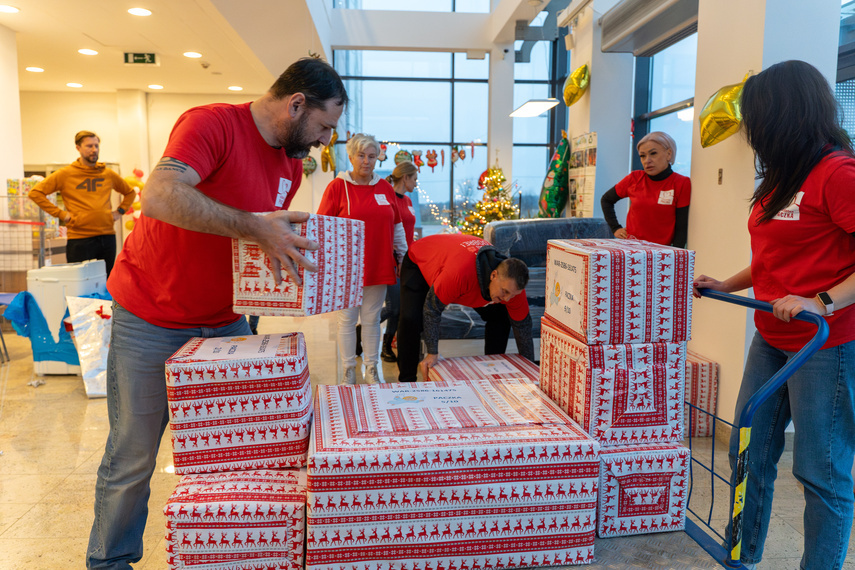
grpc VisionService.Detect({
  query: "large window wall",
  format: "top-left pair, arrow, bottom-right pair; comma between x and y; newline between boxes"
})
333,0 -> 489,13
513,38 -> 569,219
333,50 -> 489,233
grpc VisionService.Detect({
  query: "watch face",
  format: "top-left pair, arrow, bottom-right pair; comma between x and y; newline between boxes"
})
818,292 -> 833,306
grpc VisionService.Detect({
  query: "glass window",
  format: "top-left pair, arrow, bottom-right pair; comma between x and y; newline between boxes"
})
340,80 -> 451,142
335,50 -> 451,78
650,34 -> 698,109
513,146 -> 551,219
454,82 -> 488,143
513,83 -> 550,144
514,40 -> 551,80
649,107 -> 694,176
333,0 -> 488,12
453,52 -> 489,79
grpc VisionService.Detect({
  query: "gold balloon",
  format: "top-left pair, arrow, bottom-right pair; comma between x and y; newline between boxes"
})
563,64 -> 590,107
124,219 -> 135,231
698,76 -> 747,148
321,131 -> 338,172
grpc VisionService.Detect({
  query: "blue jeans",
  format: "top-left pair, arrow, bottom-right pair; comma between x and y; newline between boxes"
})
86,302 -> 251,569
727,332 -> 855,569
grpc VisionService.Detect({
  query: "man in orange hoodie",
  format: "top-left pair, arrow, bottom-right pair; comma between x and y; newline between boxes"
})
28,130 -> 135,276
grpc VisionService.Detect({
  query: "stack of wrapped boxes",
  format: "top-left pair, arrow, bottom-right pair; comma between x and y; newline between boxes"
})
426,353 -> 540,385
163,333 -> 313,569
539,238 -> 694,538
684,350 -> 720,437
306,380 -> 600,569
162,214 -> 367,569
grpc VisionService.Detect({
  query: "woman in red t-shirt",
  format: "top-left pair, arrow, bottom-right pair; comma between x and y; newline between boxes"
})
379,161 -> 418,362
317,134 -> 407,385
694,61 -> 855,570
600,131 -> 691,247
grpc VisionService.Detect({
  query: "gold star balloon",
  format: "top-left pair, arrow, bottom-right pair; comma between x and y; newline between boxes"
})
563,64 -> 590,107
321,131 -> 338,172
698,74 -> 750,148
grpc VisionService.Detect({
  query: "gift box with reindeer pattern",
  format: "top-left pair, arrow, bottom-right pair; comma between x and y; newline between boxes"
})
164,469 -> 306,569
306,379 -> 599,570
166,333 -> 312,474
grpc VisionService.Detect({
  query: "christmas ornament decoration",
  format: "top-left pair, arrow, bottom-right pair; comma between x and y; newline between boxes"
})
132,168 -> 144,179
451,146 -> 459,164
302,156 -> 317,178
698,74 -> 748,148
563,64 -> 590,107
425,150 -> 438,172
394,150 -> 413,165
459,148 -> 466,161
412,150 -> 424,171
537,131 -> 570,218
321,131 -> 338,172
470,141 -> 476,159
458,162 -> 519,237
441,149 -> 445,167
378,143 -> 388,164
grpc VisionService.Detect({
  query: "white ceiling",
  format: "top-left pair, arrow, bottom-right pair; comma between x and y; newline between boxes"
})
1,0 -> 321,95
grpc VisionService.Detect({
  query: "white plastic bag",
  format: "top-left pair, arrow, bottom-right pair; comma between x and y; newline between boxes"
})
65,296 -> 112,398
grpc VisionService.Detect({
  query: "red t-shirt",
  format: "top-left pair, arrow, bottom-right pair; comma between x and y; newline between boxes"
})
108,102 -> 302,328
317,175 -> 401,286
394,192 -> 417,246
750,152 -> 855,351
616,170 -> 691,245
408,233 -> 529,320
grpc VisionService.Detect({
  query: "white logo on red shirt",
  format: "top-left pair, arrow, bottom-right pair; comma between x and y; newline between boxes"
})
772,191 -> 804,221
275,178 -> 292,207
374,194 -> 390,206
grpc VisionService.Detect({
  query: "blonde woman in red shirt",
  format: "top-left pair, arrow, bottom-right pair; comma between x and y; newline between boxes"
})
318,134 -> 407,384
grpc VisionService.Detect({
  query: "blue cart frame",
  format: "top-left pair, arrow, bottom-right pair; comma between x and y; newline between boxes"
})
683,289 -> 829,568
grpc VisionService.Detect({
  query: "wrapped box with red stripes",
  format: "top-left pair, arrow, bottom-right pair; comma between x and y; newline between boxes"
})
540,317 -> 686,447
544,239 -> 694,345
307,379 -> 599,570
426,354 -> 539,385
597,443 -> 690,537
232,214 -> 364,316
685,350 -> 719,437
166,333 -> 312,474
164,469 -> 306,570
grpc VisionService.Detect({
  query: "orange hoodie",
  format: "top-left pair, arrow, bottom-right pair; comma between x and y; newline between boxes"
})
28,159 -> 135,239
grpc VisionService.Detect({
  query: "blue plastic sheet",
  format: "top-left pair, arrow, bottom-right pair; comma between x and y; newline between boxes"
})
4,291 -> 111,365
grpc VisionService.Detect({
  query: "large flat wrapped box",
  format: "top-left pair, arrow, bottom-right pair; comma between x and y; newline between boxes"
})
233,214 -> 364,316
166,333 -> 312,474
685,349 -> 720,437
540,317 -> 686,446
545,238 -> 694,345
164,469 -> 306,570
426,353 -> 539,385
597,443 -> 689,537
307,380 -> 600,569
483,217 -> 613,268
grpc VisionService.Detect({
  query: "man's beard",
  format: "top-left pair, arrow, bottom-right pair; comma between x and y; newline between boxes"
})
281,113 -> 313,159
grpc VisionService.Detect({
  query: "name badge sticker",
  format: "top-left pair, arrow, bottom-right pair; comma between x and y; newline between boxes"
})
275,178 -> 292,207
375,193 -> 390,206
408,206 -> 416,215
658,189 -> 675,205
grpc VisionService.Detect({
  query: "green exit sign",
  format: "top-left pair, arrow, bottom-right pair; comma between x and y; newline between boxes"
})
124,53 -> 158,65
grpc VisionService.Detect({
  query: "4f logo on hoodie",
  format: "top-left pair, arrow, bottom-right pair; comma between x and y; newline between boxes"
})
76,178 -> 105,192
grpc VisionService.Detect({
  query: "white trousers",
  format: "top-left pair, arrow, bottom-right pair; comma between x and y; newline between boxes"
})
338,284 -> 387,368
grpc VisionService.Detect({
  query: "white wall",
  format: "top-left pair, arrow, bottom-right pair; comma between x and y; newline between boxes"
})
0,23 -> 23,183
688,0 -> 841,423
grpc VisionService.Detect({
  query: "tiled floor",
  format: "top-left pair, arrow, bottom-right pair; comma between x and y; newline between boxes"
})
0,314 -> 853,569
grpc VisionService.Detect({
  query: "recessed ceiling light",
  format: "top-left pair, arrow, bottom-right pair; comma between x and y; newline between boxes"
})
67,82 -> 83,88
228,86 -> 243,91
25,66 -> 44,73
0,5 -> 19,13
183,51 -> 202,59
148,84 -> 163,90
128,7 -> 151,16
78,49 -> 98,56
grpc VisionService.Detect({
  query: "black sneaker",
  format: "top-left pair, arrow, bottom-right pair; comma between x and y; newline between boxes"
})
381,346 -> 397,363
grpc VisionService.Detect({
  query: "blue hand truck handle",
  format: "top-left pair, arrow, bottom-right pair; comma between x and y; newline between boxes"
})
697,289 -> 829,429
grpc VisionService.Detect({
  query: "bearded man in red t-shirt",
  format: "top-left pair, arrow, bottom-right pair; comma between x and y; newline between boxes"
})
397,233 -> 535,382
86,58 -> 347,570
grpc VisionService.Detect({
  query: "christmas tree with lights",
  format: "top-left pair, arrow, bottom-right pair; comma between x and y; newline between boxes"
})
458,162 -> 519,237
